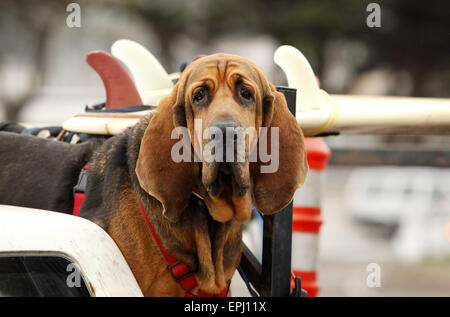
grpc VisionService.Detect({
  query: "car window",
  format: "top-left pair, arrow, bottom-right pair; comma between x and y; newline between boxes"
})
0,255 -> 91,297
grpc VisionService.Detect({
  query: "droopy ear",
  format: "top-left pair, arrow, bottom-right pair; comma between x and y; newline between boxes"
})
251,81 -> 308,215
135,79 -> 198,222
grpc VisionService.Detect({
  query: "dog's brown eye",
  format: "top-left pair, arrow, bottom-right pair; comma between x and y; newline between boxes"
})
193,87 -> 207,104
239,86 -> 253,101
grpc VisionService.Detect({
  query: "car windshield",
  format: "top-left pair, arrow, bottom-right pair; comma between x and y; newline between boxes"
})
0,255 -> 91,297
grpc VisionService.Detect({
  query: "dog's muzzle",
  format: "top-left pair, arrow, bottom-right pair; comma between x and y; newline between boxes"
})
202,121 -> 249,197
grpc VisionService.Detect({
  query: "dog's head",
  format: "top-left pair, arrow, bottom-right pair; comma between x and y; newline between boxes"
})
136,54 -> 308,223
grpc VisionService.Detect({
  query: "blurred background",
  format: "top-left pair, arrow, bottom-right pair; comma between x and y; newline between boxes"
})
1,0 -> 449,296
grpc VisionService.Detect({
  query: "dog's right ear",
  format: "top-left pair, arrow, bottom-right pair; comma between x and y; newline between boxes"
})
135,78 -> 198,223
251,80 -> 308,215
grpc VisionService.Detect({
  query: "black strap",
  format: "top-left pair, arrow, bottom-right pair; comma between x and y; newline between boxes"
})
290,276 -> 308,297
73,165 -> 89,197
85,104 -> 155,113
237,265 -> 260,297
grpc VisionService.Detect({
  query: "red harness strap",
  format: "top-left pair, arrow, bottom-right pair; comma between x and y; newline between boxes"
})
73,193 -> 84,216
73,165 -> 90,216
138,202 -> 230,297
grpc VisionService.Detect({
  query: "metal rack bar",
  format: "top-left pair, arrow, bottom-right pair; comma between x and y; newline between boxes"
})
239,86 -> 296,297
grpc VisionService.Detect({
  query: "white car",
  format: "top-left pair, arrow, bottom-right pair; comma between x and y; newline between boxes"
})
0,205 -> 143,297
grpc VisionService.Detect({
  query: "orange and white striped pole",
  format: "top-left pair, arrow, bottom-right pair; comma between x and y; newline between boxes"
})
291,137 -> 331,297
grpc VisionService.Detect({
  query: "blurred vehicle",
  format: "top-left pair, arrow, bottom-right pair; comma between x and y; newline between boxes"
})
344,166 -> 450,262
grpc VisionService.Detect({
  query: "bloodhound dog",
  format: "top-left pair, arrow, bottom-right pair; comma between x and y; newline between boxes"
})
0,53 -> 308,296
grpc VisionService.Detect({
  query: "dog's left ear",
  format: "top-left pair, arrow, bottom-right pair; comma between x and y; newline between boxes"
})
135,76 -> 198,223
251,79 -> 308,215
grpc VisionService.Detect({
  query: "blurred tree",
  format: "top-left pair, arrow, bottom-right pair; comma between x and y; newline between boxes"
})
0,0 -> 65,121
0,0 -> 448,122
119,0 -> 449,96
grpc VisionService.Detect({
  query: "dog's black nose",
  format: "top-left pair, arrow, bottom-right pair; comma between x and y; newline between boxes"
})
208,121 -> 242,163
212,121 -> 240,145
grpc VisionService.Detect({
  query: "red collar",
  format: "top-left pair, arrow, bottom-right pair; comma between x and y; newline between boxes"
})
138,202 -> 230,297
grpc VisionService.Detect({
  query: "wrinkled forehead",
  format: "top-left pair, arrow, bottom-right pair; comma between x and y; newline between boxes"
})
184,54 -> 262,88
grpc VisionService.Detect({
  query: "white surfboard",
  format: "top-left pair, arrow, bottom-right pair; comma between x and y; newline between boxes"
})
111,39 -> 173,105
274,45 -> 450,136
274,45 -> 322,112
